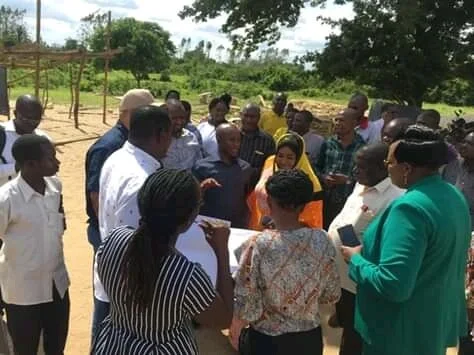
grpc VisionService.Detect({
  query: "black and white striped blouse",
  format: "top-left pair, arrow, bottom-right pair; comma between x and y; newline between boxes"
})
92,226 -> 216,354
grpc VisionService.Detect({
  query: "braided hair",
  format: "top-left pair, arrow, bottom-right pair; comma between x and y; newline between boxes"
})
266,169 -> 313,210
121,169 -> 200,309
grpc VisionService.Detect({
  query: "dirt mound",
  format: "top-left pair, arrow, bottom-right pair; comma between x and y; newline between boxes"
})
290,100 -> 344,121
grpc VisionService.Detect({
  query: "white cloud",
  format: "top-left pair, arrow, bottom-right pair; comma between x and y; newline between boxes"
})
8,0 -> 353,56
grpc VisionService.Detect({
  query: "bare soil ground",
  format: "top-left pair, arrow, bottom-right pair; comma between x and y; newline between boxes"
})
0,104 -> 457,354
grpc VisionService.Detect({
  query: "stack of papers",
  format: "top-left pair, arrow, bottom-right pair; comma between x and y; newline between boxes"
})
176,216 -> 259,285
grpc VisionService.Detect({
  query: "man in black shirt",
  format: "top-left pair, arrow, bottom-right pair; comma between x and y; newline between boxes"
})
193,123 -> 252,228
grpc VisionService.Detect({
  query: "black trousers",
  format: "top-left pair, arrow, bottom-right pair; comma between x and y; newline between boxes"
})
335,289 -> 363,355
239,326 -> 323,355
5,286 -> 70,355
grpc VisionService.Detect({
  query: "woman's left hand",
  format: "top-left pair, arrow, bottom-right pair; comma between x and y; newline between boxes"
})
341,245 -> 363,263
228,317 -> 248,351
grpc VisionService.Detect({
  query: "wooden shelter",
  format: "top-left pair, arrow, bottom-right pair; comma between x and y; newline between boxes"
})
0,8 -> 119,128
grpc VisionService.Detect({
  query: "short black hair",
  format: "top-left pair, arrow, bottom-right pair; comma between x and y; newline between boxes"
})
129,105 -> 171,141
266,169 -> 313,210
181,100 -> 192,113
394,125 -> 448,169
419,109 -> 441,127
165,90 -> 180,100
209,97 -> 226,111
220,93 -> 232,109
12,134 -> 51,166
381,102 -> 398,113
298,110 -> 314,123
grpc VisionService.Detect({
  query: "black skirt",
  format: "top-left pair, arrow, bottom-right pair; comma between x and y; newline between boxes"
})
239,326 -> 323,355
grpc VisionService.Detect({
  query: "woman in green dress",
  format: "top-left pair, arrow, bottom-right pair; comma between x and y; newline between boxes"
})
342,125 -> 471,355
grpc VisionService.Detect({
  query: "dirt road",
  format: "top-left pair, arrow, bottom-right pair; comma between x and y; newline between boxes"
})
2,107 -> 456,354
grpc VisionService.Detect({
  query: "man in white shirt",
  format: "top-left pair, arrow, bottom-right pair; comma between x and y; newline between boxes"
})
349,93 -> 381,145
0,134 -> 69,355
0,95 -> 50,186
328,143 -> 404,355
92,105 -> 172,339
162,99 -> 202,170
197,97 -> 228,159
291,110 -> 324,167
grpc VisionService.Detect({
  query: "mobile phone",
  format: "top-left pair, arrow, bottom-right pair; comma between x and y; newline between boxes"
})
337,225 -> 361,247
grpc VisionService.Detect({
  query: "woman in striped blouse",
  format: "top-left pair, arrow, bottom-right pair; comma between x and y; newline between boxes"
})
92,169 -> 234,354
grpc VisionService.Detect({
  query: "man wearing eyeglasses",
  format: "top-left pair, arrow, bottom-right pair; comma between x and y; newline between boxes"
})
0,95 -> 50,186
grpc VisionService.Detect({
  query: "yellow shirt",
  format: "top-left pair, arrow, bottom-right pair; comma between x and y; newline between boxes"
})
273,127 -> 288,142
259,110 -> 286,136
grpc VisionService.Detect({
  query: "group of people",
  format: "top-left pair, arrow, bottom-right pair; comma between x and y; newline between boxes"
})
0,88 -> 472,355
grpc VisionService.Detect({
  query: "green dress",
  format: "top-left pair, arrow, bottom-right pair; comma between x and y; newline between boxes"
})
349,175 -> 471,355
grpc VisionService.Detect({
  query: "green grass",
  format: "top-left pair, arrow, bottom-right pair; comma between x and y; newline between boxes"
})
9,87 -> 121,108
9,86 -> 474,125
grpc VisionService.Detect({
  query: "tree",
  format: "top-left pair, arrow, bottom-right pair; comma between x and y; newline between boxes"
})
89,18 -> 175,87
179,0 -> 347,54
316,0 -> 474,106
64,38 -> 81,50
0,6 -> 30,46
206,41 -> 213,59
180,0 -> 474,107
80,11 -> 108,47
180,37 -> 187,58
216,44 -> 225,62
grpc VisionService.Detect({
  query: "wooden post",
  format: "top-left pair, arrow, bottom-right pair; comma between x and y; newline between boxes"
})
35,0 -> 41,98
68,63 -> 73,119
43,67 -> 49,110
73,53 -> 86,129
102,11 -> 111,124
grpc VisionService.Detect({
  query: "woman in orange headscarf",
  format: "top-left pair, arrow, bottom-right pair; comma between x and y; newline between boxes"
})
247,132 -> 323,230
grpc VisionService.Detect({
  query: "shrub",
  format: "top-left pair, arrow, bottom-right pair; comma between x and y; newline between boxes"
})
159,70 -> 171,82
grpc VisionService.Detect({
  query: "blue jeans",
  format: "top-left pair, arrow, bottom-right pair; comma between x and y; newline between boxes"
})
88,224 -> 109,343
87,224 -> 101,252
91,297 -> 110,344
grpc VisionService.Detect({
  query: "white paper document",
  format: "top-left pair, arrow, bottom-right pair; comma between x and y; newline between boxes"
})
176,215 -> 259,285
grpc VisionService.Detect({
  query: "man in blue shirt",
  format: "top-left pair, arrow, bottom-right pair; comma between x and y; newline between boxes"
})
192,123 -> 252,228
85,89 -> 155,343
85,89 -> 155,252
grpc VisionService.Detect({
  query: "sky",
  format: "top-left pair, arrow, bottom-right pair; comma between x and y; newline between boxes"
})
5,0 -> 354,58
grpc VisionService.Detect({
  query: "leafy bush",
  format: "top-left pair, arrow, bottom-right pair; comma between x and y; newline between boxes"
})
159,70 -> 171,82
425,78 -> 474,106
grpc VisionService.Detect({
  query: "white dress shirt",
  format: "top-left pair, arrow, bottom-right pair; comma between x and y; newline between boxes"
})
162,128 -> 202,170
328,178 -> 404,294
356,119 -> 384,145
0,120 -> 50,187
94,141 -> 161,302
197,121 -> 219,159
0,176 -> 69,305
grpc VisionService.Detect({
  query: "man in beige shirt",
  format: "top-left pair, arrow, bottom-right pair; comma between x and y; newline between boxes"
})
328,143 -> 404,355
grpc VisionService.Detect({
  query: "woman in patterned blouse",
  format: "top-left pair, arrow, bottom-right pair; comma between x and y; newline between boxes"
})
230,169 -> 341,355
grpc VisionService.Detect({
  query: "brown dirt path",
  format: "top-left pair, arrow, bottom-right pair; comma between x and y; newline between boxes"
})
2,106 -> 456,354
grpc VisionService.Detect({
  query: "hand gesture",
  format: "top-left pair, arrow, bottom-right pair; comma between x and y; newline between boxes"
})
200,178 -> 222,192
199,220 -> 230,255
329,173 -> 349,185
